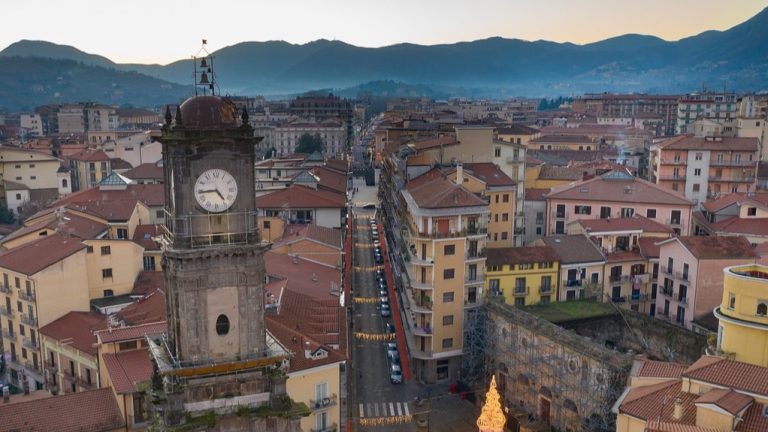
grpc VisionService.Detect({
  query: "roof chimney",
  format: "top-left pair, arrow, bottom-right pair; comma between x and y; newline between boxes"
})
673,397 -> 683,420
456,162 -> 463,184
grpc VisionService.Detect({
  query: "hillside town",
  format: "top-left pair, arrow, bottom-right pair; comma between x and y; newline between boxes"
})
1,49 -> 768,432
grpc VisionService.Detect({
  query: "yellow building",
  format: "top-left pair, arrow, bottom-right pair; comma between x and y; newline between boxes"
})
401,169 -> 488,383
524,163 -> 582,190
714,264 -> 768,367
486,246 -> 560,307
0,146 -> 71,214
67,149 -> 112,192
39,311 -> 107,394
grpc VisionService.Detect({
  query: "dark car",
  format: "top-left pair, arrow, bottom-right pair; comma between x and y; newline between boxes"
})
385,322 -> 395,334
390,364 -> 403,384
380,303 -> 391,317
375,255 -> 384,265
375,269 -> 385,281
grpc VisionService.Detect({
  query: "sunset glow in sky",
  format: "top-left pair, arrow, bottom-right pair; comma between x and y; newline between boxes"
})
2,0 -> 766,64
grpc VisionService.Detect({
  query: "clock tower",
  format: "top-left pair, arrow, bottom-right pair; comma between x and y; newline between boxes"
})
160,95 -> 267,363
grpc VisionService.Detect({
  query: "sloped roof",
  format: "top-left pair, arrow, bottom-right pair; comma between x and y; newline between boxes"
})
0,388 -> 124,432
96,321 -> 167,344
675,236 -> 757,260
496,124 -> 539,135
255,184 -> 346,209
540,235 -> 604,264
636,359 -> 688,379
405,171 -> 486,209
266,317 -> 346,373
531,134 -> 593,144
29,183 -> 164,223
324,158 -> 350,174
68,149 -> 110,162
487,246 -> 559,267
265,251 -> 341,300
39,311 -> 108,357
0,234 -> 86,275
98,171 -> 133,186
308,165 -> 348,194
101,348 -> 153,394
132,270 -> 165,296
547,171 -> 693,206
658,135 -> 759,152
117,289 -> 166,326
575,215 -> 674,234
683,356 -> 768,396
695,388 -> 753,415
709,217 -> 768,236
462,163 -> 515,187
409,135 -> 458,151
277,224 -> 343,249
702,192 -> 768,214
132,224 -> 162,250
525,188 -> 550,201
123,162 -> 163,180
538,165 -> 583,181
638,237 -> 662,259
619,381 -> 697,423
0,210 -> 107,245
108,158 -> 132,170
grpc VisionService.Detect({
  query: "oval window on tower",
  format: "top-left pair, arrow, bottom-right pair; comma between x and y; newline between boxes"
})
216,314 -> 230,336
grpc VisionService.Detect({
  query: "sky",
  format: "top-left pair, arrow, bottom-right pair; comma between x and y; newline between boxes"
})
2,0 -> 766,64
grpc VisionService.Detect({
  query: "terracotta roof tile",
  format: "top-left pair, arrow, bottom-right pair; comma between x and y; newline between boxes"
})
255,185 -> 346,209
695,388 -> 753,415
0,234 -> 86,275
637,360 -> 688,379
132,224 -> 163,250
677,236 -> 757,260
659,135 -> 759,152
496,124 -> 539,135
644,420 -> 723,432
68,149 -> 111,162
101,348 -> 153,394
682,356 -> 768,396
266,317 -> 345,373
117,289 -> 166,326
525,188 -> 550,201
0,388 -> 124,432
409,135 -> 458,151
276,224 -> 343,249
308,166 -> 348,194
324,158 -> 350,174
1,210 -> 107,245
123,162 -> 163,180
709,217 -> 768,236
462,163 -> 516,187
620,381 -> 698,424
737,403 -> 768,432
540,235 -> 605,264
532,134 -> 594,144
547,171 -> 693,206
576,215 -> 674,234
538,165 -> 584,181
265,252 -> 342,300
30,183 -> 164,222
96,321 -> 167,344
702,192 -> 768,213
39,311 -> 108,357
405,174 -> 486,209
638,238 -> 662,259
487,246 -> 559,267
132,270 -> 165,296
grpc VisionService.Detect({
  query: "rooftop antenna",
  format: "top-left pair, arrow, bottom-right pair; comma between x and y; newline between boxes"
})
192,39 -> 217,96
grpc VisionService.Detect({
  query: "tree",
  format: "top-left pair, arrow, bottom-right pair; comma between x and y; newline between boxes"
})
296,133 -> 324,154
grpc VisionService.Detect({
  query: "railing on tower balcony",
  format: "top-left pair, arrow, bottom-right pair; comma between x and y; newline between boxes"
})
163,210 -> 260,248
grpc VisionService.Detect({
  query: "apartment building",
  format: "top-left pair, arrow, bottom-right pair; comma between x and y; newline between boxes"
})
530,134 -> 596,151
676,92 -> 738,135
67,149 -> 112,192
537,235 -> 605,302
400,171 -> 488,383
102,131 -> 162,167
486,246 -> 560,307
573,93 -> 679,136
694,192 -> 768,245
522,188 -> 548,245
617,355 -> 768,432
19,113 -> 43,137
714,264 -> 768,367
255,119 -> 347,158
495,124 -> 540,146
651,135 -> 760,204
0,146 -> 71,214
254,184 -> 347,229
546,170 -> 694,236
655,236 -> 757,329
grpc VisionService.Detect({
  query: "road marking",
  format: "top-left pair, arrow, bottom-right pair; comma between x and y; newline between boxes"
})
389,402 -> 395,416
373,403 -> 379,417
359,404 -> 365,418
403,403 -> 409,416
396,402 -> 402,416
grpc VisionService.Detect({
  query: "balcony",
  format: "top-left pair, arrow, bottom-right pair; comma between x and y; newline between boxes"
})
539,285 -> 554,295
678,297 -> 689,306
610,296 -> 627,303
409,250 -> 434,266
552,211 -> 568,219
62,369 -> 77,381
45,359 -> 58,372
18,290 -> 35,302
659,159 -> 686,165
23,360 -> 42,374
564,279 -> 583,288
730,176 -> 756,183
630,293 -> 648,302
658,175 -> 686,181
412,326 -> 433,337
22,337 -> 38,350
411,299 -> 433,314
665,219 -> 682,226
77,376 -> 93,390
0,308 -> 14,318
609,275 -> 624,283
311,423 -> 338,432
465,249 -> 487,261
465,273 -> 484,285
513,287 -> 529,297
0,284 -> 10,294
309,394 -> 338,411
416,226 -> 488,240
710,159 -> 757,167
20,314 -> 37,327
409,280 -> 433,291
464,297 -> 481,309
661,287 -> 674,297
1,328 -> 14,340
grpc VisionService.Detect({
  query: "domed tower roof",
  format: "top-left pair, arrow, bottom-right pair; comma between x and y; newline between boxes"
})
178,95 -> 239,130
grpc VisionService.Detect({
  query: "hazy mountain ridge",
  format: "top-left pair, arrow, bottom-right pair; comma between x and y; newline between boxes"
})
1,7 -> 768,110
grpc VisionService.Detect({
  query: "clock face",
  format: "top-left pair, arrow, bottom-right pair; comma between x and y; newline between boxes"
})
194,169 -> 238,212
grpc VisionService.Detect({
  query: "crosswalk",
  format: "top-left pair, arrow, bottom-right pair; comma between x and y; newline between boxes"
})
359,401 -> 411,419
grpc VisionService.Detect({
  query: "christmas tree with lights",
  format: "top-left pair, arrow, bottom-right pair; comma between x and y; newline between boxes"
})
477,375 -> 506,432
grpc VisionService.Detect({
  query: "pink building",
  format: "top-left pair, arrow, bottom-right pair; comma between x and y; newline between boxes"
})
546,171 -> 694,236
656,236 -> 757,329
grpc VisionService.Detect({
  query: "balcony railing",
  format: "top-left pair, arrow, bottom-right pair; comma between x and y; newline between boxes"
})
662,287 -> 674,297
539,285 -> 553,295
710,159 -> 757,167
630,293 -> 648,302
412,326 -> 433,336
311,423 -> 338,432
659,159 -> 687,165
0,308 -> 14,318
658,175 -> 686,181
309,394 -> 338,411
45,359 -> 58,372
417,227 -> 488,239
77,376 -> 93,390
1,328 -> 14,340
18,290 -> 35,302
22,337 -> 38,350
678,297 -> 689,306
552,211 -> 569,219
609,275 -> 624,283
665,219 -> 682,226
564,279 -> 583,287
20,314 -> 37,327
0,284 -> 10,294
513,287 -> 529,297
660,265 -> 673,275
610,296 -> 627,303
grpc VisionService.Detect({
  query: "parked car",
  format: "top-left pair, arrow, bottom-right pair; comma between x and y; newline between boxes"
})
380,304 -> 391,317
378,288 -> 388,298
385,322 -> 395,334
390,364 -> 403,384
386,342 -> 398,359
375,269 -> 385,281
362,203 -> 376,210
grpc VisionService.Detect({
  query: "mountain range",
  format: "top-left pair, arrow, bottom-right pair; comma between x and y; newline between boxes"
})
2,7 -> 768,111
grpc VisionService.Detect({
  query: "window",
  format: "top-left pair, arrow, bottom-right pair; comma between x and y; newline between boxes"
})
757,302 -> 767,316
621,208 -> 634,218
502,194 -> 509,203
86,246 -> 94,253
514,297 -> 525,307
15,193 -> 21,200
62,179 -> 68,189
502,213 -> 509,222
575,205 -> 591,215
646,209 -> 657,219
443,292 -> 455,303
494,147 -> 501,157
501,232 -> 508,240
103,289 -> 114,297
14,164 -> 20,169
442,315 -> 454,326
116,228 -> 128,239
600,207 -> 611,219
118,341 -> 137,351
216,314 -> 230,335
672,183 -> 679,191
489,279 -> 500,295
536,227 -> 542,235
695,152 -> 703,161
263,220 -> 271,229
443,245 -> 455,256
693,184 -> 700,192
443,269 -> 455,279
143,256 -> 156,271
442,338 -> 453,349
30,176 -> 36,180
100,246 -> 111,255
102,268 -> 113,279
728,293 -> 736,309
748,207 -> 757,216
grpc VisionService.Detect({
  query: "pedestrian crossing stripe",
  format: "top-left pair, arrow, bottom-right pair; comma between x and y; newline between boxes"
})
354,265 -> 383,272
358,401 -> 411,419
